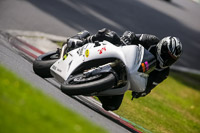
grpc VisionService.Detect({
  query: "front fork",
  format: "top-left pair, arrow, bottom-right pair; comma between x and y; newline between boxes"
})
83,60 -> 127,87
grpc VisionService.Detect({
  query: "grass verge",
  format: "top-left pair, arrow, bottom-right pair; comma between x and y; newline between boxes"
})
0,65 -> 107,133
114,71 -> 200,133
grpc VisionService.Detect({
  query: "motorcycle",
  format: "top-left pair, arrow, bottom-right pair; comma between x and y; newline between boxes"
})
33,39 -> 156,96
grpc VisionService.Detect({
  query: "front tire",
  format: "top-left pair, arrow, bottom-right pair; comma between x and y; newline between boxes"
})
61,73 -> 116,95
33,51 -> 59,78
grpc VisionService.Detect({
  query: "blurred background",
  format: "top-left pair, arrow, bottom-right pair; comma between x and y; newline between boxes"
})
0,0 -> 200,71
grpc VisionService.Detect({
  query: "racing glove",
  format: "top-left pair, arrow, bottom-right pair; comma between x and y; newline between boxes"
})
86,28 -> 121,45
66,38 -> 84,49
121,31 -> 136,45
63,30 -> 90,49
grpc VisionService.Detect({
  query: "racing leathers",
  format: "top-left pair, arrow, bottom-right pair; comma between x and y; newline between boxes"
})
127,32 -> 170,99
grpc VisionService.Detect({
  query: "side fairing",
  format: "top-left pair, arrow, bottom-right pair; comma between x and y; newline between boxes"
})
121,44 -> 148,92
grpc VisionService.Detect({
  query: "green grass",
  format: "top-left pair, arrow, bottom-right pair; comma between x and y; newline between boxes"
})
0,65 -> 107,133
114,71 -> 200,133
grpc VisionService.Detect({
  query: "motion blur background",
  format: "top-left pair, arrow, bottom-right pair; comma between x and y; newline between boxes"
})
0,0 -> 200,69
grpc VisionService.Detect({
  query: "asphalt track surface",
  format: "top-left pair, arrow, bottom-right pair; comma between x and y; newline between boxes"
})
0,0 -> 200,70
0,33 -> 138,133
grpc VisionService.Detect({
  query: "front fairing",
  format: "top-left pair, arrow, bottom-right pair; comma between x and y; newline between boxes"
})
50,41 -> 148,92
50,47 -> 85,83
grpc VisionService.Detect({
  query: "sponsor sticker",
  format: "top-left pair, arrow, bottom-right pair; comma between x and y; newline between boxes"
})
141,61 -> 149,72
85,49 -> 89,57
98,47 -> 106,54
63,54 -> 68,60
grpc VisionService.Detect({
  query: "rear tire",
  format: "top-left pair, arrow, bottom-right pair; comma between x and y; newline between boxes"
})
33,51 -> 59,78
61,73 -> 116,95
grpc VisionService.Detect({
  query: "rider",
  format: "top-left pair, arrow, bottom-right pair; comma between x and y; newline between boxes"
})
65,28 -> 183,111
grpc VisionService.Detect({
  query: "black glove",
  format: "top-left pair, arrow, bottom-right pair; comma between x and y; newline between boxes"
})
91,28 -> 121,45
121,31 -> 136,45
66,38 -> 84,49
131,91 -> 147,100
63,30 -> 90,49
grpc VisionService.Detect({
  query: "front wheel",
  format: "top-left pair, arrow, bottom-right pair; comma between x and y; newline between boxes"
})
33,51 -> 59,78
61,73 -> 116,95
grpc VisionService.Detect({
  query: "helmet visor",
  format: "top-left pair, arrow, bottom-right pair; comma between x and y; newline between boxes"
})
160,51 -> 177,67
160,43 -> 177,67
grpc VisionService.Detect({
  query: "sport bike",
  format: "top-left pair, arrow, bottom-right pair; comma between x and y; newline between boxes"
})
33,40 -> 156,96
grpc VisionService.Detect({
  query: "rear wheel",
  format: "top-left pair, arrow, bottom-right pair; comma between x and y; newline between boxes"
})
33,51 -> 59,78
61,73 -> 116,95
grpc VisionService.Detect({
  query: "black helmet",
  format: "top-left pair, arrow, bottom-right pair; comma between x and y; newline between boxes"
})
156,36 -> 182,68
